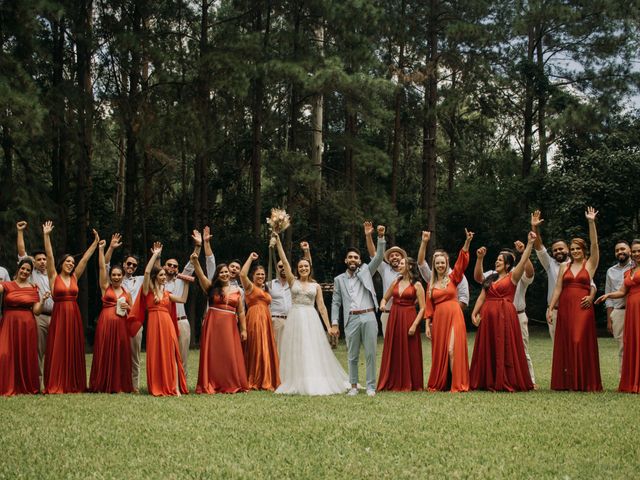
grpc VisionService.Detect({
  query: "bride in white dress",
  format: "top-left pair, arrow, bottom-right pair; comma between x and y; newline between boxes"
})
272,234 -> 349,395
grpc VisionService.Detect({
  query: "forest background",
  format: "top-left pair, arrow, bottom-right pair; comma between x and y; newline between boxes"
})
1,0 -> 639,344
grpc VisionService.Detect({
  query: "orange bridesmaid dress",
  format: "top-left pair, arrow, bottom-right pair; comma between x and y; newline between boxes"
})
88,287 -> 133,393
619,268 -> 640,393
44,275 -> 86,394
0,282 -> 40,395
197,290 -> 248,394
425,249 -> 470,392
551,264 -> 602,392
244,287 -> 280,390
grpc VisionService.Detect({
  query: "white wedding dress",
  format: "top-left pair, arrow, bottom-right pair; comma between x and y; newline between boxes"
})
275,280 -> 349,395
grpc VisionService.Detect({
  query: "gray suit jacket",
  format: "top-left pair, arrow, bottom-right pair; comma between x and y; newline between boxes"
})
331,237 -> 386,326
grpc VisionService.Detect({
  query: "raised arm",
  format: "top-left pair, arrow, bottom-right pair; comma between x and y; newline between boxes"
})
75,229 -> 99,279
514,240 -> 534,279
530,210 -> 544,251
510,232 -> 536,284
300,241 -> 312,266
104,233 -> 122,265
98,240 -> 109,294
367,225 -> 386,274
16,221 -> 28,258
203,226 -> 216,280
240,252 -> 258,294
364,221 -> 376,258
585,207 -> 599,278
417,231 -> 431,265
182,229 -> 203,276
142,242 -> 163,295
190,252 -> 211,293
474,247 -> 486,284
274,234 -> 295,285
42,221 -> 57,283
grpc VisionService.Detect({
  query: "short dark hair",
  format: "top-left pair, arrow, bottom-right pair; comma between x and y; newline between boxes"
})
614,240 -> 630,248
631,239 -> 640,248
229,259 -> 242,267
32,250 -> 46,258
124,254 -> 139,263
345,247 -> 361,258
550,239 -> 568,249
110,264 -> 125,276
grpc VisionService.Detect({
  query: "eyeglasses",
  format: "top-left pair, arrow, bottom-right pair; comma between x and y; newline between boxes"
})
166,263 -> 179,268
125,262 -> 138,268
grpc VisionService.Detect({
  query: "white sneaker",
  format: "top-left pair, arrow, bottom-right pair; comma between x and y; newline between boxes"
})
366,389 -> 376,397
347,387 -> 358,396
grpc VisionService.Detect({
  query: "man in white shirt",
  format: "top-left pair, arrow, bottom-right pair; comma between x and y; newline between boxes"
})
474,242 -> 536,385
531,210 -> 596,346
365,224 -> 405,337
604,240 -> 633,373
16,221 -> 53,386
417,231 -> 470,308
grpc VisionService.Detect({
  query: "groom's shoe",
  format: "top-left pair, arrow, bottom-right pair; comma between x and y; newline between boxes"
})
366,388 -> 376,397
347,387 -> 359,396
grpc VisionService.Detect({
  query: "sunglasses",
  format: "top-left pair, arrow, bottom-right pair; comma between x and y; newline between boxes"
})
126,261 -> 138,268
166,263 -> 178,268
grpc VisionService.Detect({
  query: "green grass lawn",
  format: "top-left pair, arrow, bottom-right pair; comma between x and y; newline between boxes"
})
1,331 -> 639,479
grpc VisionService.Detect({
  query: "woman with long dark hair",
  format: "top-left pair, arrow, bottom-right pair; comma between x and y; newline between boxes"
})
42,221 -> 99,394
0,259 -> 43,395
240,252 -> 280,391
88,240 -> 133,393
377,256 -> 426,392
548,207 -> 602,391
191,252 -> 248,394
469,231 -> 536,392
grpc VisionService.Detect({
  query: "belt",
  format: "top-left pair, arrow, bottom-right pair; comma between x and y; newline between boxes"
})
614,307 -> 626,310
517,309 -> 526,314
349,307 -> 375,315
380,309 -> 390,313
177,316 -> 188,321
272,315 -> 287,319
41,313 -> 52,316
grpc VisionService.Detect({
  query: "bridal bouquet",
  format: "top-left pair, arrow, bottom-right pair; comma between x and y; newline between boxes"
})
267,208 -> 290,247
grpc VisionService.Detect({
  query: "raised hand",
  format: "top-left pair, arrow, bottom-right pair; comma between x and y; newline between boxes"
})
585,206 -> 598,222
151,242 -> 163,256
421,231 -> 431,243
527,231 -> 537,244
92,229 -> 100,243
465,228 -> 474,242
16,221 -> 27,231
98,240 -> 107,249
514,240 -> 525,253
249,252 -> 259,261
42,221 -> 54,235
531,210 -> 544,228
110,233 -> 123,249
191,229 -> 202,246
363,221 -> 374,236
476,246 -> 487,259
203,226 -> 212,242
300,241 -> 310,251
190,252 -> 199,262
377,225 -> 386,237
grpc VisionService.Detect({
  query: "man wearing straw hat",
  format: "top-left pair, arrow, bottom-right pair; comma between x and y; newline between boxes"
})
365,226 -> 406,337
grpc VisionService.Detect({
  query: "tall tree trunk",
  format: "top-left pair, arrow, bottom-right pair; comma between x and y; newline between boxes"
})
447,69 -> 458,192
345,104 -> 357,246
536,27 -> 547,174
391,0 -> 406,209
74,0 -> 94,335
311,22 -> 324,202
522,25 -> 536,178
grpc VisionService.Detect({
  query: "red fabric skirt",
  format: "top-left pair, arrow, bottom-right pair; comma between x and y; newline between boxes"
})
619,290 -> 640,393
0,308 -> 40,395
146,307 -> 188,396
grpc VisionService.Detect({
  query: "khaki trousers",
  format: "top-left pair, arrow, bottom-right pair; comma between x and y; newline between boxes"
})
517,312 -> 536,385
131,327 -> 143,390
272,315 -> 286,353
380,311 -> 390,337
36,313 -> 51,388
177,319 -> 191,378
611,308 -> 625,375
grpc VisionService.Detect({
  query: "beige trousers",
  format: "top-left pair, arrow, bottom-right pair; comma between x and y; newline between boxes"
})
177,319 -> 191,378
272,316 -> 286,352
517,312 -> 536,385
548,309 -> 557,347
131,327 -> 143,391
611,308 -> 625,375
380,311 -> 390,337
36,313 -> 51,388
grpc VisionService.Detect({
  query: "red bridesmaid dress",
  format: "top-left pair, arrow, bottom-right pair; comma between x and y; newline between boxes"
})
619,268 -> 640,393
470,273 -> 533,392
44,275 -> 87,394
0,282 -> 40,395
377,282 -> 424,391
551,264 -> 602,392
244,287 -> 280,390
426,250 -> 470,392
89,286 -> 133,393
197,290 -> 248,393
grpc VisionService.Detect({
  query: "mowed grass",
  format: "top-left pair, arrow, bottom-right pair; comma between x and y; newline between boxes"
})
1,331 -> 639,479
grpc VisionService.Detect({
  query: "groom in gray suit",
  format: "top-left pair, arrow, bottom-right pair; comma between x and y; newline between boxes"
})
331,222 -> 386,396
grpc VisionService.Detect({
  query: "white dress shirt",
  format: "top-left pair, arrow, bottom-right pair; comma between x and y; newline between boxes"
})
376,262 -> 401,309
605,261 -> 633,309
164,259 -> 195,318
268,278 -> 291,316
